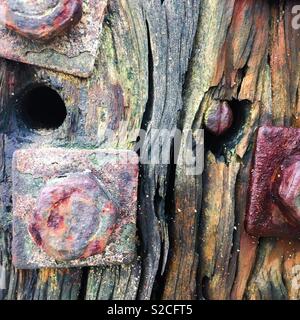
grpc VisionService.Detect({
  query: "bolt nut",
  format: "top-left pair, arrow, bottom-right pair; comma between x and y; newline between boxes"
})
245,126 -> 300,238
274,156 -> 300,226
204,101 -> 233,136
29,172 -> 118,261
12,148 -> 138,268
1,0 -> 83,41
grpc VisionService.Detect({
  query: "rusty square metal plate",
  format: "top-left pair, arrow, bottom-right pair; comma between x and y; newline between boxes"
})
12,148 -> 138,269
0,0 -> 107,77
245,126 -> 300,239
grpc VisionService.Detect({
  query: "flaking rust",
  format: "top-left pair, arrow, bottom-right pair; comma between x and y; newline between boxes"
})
245,126 -> 300,238
12,148 -> 139,269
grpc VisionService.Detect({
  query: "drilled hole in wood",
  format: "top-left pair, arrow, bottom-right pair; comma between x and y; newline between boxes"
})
204,99 -> 251,157
18,86 -> 67,130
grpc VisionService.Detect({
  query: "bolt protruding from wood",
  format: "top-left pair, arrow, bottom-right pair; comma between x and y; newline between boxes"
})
29,172 -> 118,261
1,0 -> 83,41
204,100 -> 233,136
275,156 -> 300,226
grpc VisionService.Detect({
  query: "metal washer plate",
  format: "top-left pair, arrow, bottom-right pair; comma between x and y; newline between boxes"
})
12,148 -> 138,269
0,0 -> 107,78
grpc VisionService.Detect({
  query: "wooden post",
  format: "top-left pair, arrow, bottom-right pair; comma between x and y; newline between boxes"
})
0,0 -> 299,300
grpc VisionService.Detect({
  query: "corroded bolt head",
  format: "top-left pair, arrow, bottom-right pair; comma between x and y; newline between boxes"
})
0,0 -> 83,41
29,172 -> 118,261
204,100 -> 233,136
275,156 -> 300,226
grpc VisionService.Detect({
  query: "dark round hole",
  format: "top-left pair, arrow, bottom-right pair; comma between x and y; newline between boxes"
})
19,86 -> 67,130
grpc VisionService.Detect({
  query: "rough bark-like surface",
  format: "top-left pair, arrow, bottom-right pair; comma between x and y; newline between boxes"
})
0,0 -> 299,300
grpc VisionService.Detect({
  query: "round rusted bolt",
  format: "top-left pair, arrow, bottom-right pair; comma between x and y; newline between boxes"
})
204,100 -> 233,136
29,172 -> 118,261
0,0 -> 83,41
275,156 -> 300,226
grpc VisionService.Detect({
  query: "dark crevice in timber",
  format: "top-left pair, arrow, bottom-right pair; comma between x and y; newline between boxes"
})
137,19 -> 156,299
201,276 -> 210,300
236,65 -> 249,98
150,186 -> 165,300
141,20 -> 154,131
151,146 -> 176,299
267,53 -> 271,67
78,267 -> 89,300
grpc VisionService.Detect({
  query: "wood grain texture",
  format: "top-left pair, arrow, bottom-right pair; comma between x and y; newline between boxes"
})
0,0 -> 299,300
